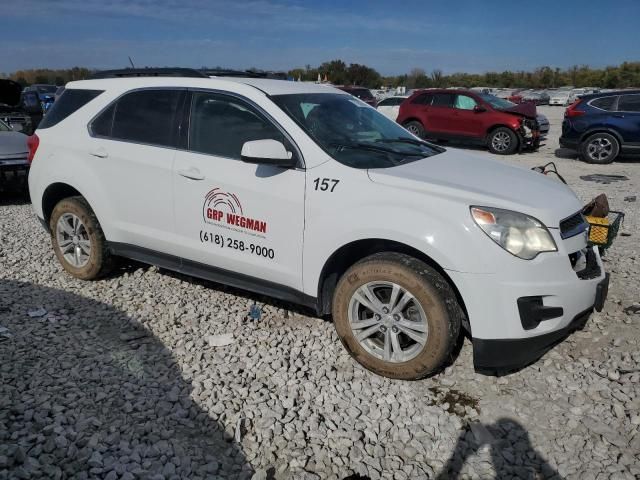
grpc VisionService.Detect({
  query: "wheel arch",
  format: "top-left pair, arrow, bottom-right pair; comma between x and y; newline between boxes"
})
579,128 -> 623,146
316,238 -> 468,324
486,123 -> 518,137
41,182 -> 85,229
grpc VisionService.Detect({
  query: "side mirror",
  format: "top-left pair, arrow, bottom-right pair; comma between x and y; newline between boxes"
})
240,139 -> 297,168
473,105 -> 487,113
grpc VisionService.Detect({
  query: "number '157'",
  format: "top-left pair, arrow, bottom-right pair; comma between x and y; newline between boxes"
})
313,178 -> 340,192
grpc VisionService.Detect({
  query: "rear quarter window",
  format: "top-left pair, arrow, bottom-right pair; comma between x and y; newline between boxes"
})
38,89 -> 104,129
411,93 -> 432,105
589,96 -> 617,111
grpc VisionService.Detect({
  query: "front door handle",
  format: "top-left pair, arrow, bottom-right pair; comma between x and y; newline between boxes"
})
177,167 -> 205,180
613,114 -> 625,118
89,147 -> 108,158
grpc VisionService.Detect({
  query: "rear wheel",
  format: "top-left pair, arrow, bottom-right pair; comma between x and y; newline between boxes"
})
580,133 -> 619,164
50,196 -> 112,280
403,121 -> 426,139
488,127 -> 518,155
332,253 -> 462,380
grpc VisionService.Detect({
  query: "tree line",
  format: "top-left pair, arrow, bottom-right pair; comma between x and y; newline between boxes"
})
4,61 -> 639,90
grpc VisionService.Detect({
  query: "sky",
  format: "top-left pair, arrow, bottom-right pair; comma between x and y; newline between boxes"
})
2,0 -> 639,76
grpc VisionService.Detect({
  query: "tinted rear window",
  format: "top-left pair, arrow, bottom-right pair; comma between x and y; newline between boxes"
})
38,89 -> 103,129
589,96 -> 617,111
411,93 -> 432,105
351,89 -> 373,100
618,94 -> 640,112
431,93 -> 454,107
91,89 -> 182,147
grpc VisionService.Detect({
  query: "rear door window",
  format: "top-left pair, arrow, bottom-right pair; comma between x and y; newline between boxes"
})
91,89 -> 183,148
431,93 -> 454,108
618,94 -> 640,112
39,89 -> 103,129
590,96 -> 617,111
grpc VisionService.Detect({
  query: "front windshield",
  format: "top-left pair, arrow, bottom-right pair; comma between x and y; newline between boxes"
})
271,93 -> 443,169
0,120 -> 10,132
479,93 -> 516,109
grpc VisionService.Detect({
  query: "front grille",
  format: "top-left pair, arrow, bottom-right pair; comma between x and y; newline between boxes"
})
560,211 -> 588,239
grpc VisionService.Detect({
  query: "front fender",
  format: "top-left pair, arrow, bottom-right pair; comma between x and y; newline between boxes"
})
302,201 -> 497,297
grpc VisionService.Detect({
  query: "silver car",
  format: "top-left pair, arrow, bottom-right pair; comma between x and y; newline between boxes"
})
0,119 -> 29,189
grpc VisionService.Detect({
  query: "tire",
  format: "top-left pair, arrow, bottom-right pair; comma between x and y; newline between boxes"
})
332,252 -> 462,380
488,127 -> 518,155
403,121 -> 426,139
580,132 -> 619,164
49,196 -> 112,280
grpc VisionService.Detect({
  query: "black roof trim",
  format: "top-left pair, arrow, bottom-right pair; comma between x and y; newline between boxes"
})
203,69 -> 288,79
89,68 -> 209,79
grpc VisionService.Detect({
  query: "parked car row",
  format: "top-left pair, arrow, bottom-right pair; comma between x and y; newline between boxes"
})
362,85 -> 640,163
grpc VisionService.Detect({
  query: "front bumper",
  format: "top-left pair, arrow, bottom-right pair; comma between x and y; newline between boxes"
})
447,243 -> 607,372
472,305 -> 593,372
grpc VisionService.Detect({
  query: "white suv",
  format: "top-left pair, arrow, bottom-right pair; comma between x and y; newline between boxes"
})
28,69 -> 609,380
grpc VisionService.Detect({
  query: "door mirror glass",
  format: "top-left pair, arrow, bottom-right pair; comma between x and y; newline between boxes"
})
241,139 -> 296,167
473,105 -> 487,113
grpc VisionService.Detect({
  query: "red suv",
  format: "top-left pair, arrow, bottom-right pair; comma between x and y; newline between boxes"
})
397,89 -> 541,155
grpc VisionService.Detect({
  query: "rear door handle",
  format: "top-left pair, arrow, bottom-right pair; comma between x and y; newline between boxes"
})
177,167 -> 205,180
89,147 -> 108,158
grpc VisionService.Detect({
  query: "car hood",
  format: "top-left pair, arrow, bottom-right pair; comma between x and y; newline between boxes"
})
0,131 -> 28,156
0,79 -> 22,107
498,102 -> 537,118
367,149 -> 582,228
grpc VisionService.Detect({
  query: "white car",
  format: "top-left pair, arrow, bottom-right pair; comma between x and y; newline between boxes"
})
27,69 -> 608,380
376,95 -> 408,121
549,90 -> 572,106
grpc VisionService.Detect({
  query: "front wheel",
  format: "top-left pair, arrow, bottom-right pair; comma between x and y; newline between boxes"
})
580,133 -> 619,164
332,253 -> 462,380
50,196 -> 112,280
488,127 -> 518,155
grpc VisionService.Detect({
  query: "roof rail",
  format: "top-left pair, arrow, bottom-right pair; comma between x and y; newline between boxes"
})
89,68 -> 209,79
204,69 -> 288,80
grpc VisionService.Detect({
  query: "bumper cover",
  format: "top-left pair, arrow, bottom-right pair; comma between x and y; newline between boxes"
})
473,306 -> 592,372
559,136 -> 579,149
472,274 -> 609,372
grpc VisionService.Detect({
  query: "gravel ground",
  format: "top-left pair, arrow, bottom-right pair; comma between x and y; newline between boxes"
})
1,106 -> 639,479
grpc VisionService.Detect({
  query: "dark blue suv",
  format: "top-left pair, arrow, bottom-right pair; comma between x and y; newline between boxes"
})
560,90 -> 640,164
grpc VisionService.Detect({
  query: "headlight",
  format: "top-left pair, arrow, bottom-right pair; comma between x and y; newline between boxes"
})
470,206 -> 557,260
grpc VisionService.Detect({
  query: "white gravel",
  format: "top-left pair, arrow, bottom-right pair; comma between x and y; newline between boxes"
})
1,106 -> 639,479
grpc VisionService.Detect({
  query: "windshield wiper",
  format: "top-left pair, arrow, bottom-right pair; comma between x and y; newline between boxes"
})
375,138 -> 444,152
375,137 -> 430,147
331,142 -> 426,157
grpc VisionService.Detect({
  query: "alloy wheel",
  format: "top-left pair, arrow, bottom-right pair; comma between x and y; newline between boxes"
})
491,131 -> 511,152
56,213 -> 91,268
348,281 -> 429,363
587,137 -> 613,162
